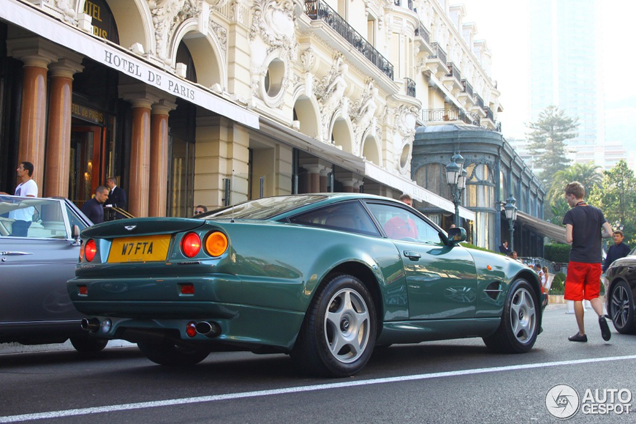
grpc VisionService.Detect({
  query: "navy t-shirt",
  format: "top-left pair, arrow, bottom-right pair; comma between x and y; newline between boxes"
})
563,204 -> 607,263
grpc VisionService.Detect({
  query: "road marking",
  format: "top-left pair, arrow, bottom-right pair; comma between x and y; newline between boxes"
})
2,354 -> 636,422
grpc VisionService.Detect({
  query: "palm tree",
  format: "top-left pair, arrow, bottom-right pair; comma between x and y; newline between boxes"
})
547,162 -> 602,205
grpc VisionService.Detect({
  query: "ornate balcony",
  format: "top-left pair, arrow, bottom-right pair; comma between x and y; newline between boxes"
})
457,79 -> 476,108
305,0 -> 394,80
422,108 -> 476,125
424,42 -> 449,79
415,23 -> 430,45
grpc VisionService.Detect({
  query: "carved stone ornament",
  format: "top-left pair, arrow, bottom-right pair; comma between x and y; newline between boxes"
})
249,0 -> 298,61
148,0 -> 201,61
395,105 -> 418,138
316,53 -> 349,140
57,0 -> 76,20
300,48 -> 316,73
208,18 -> 228,53
205,0 -> 229,8
351,79 -> 378,139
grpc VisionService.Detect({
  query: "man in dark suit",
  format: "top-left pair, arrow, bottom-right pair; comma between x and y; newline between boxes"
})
105,177 -> 127,219
81,186 -> 109,224
499,240 -> 511,255
603,230 -> 630,272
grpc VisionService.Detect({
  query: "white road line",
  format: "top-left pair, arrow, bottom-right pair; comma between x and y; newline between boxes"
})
2,354 -> 636,423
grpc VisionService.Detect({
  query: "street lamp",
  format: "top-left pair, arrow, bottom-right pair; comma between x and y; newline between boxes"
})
504,195 -> 518,250
445,153 -> 465,227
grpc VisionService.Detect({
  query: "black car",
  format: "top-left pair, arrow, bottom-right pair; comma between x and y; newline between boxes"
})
605,248 -> 636,334
0,195 -> 108,352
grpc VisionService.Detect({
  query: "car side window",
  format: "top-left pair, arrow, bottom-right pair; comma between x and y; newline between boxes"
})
0,198 -> 70,239
366,203 -> 441,243
289,201 -> 380,236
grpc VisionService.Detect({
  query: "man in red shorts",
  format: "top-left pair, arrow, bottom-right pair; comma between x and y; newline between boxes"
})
563,181 -> 614,342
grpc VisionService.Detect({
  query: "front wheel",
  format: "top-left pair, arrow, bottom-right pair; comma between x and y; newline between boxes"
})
609,280 -> 636,334
292,274 -> 377,377
483,279 -> 539,353
137,341 -> 210,366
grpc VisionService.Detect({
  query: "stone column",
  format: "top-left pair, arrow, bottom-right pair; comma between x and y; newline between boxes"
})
149,99 -> 176,217
7,37 -> 59,190
299,158 -> 331,194
335,170 -> 363,193
44,57 -> 84,197
127,98 -> 153,217
319,166 -> 332,192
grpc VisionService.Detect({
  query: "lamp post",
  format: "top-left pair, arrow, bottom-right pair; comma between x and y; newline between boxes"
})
504,195 -> 518,251
445,153 -> 465,227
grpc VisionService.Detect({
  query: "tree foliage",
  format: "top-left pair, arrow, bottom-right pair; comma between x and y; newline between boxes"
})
588,160 -> 636,247
526,105 -> 579,186
544,162 -> 602,224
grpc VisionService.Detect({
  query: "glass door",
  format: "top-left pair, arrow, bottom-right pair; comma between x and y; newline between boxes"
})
69,126 -> 104,209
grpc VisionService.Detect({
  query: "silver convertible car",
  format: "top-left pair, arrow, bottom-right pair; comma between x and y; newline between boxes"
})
0,195 -> 107,352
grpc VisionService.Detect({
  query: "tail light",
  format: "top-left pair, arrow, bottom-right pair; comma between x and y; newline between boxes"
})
205,231 -> 228,257
85,239 -> 97,262
181,232 -> 201,258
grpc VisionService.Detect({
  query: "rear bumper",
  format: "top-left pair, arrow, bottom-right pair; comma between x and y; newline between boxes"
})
78,303 -> 304,351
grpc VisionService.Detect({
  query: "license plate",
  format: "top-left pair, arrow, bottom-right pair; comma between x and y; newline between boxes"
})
108,235 -> 171,263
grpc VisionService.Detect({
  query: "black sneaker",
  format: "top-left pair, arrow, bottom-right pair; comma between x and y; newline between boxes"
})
568,333 -> 588,342
599,316 -> 611,341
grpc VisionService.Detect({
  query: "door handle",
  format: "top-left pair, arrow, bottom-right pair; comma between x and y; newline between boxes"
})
403,251 -> 421,260
1,251 -> 33,256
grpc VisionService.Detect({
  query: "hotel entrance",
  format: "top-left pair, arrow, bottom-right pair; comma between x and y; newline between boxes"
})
69,125 -> 105,209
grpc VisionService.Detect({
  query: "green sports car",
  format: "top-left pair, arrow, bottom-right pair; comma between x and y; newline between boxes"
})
68,193 -> 542,377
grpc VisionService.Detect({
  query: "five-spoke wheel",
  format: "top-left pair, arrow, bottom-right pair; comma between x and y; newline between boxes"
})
483,278 -> 539,353
292,274 -> 376,377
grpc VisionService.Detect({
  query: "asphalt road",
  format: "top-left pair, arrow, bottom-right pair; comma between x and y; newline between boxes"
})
1,304 -> 635,423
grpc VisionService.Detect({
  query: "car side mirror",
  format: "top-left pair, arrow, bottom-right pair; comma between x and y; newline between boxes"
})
447,227 -> 467,245
71,224 -> 81,245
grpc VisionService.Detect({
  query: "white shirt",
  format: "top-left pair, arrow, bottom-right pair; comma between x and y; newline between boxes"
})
10,179 -> 38,221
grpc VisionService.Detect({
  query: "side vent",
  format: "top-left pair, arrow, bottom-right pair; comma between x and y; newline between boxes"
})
484,281 -> 503,300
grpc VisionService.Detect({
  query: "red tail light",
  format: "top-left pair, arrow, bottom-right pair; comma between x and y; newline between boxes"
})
85,239 -> 97,262
186,321 -> 197,338
181,232 -> 201,258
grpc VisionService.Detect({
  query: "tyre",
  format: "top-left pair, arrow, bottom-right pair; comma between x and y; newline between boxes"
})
483,278 -> 539,353
609,280 -> 636,334
70,337 -> 108,353
137,341 -> 210,366
292,274 -> 377,377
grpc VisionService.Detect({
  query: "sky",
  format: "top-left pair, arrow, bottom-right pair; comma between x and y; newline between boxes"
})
458,0 -> 636,141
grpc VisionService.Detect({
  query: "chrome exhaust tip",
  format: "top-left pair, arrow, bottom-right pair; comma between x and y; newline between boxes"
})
81,318 -> 101,332
195,321 -> 221,338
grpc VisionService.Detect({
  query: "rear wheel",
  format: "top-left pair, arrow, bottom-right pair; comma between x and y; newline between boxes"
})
137,341 -> 210,366
292,274 -> 376,377
483,279 -> 539,353
70,337 -> 108,353
609,280 -> 636,334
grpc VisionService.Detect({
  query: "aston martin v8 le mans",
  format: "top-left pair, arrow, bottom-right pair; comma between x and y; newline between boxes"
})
68,194 -> 542,377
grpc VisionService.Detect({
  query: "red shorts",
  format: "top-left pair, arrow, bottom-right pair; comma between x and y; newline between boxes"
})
564,261 -> 602,301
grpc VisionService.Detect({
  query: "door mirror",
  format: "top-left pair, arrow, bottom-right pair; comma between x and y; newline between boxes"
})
71,224 -> 81,245
446,227 -> 467,245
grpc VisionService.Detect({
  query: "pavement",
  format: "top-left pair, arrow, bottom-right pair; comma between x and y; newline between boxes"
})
1,303 -> 576,356
0,339 -> 136,355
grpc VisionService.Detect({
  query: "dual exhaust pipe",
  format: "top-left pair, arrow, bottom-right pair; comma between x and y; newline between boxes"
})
81,317 -> 221,338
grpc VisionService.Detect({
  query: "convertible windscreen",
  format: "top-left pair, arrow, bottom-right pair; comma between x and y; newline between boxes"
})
201,195 -> 327,220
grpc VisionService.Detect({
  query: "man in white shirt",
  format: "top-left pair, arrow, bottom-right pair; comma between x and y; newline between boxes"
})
1,161 -> 39,236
